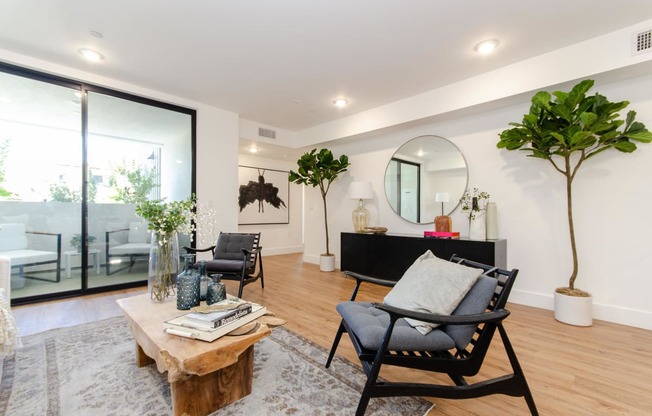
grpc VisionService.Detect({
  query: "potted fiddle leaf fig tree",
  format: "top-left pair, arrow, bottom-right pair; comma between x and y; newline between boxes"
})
497,79 -> 652,326
289,148 -> 350,271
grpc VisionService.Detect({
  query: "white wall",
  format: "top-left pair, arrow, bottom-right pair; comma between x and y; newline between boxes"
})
301,73 -> 652,330
238,154 -> 303,255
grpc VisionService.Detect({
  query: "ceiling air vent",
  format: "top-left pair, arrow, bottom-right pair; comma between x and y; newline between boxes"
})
258,127 -> 276,139
633,29 -> 652,55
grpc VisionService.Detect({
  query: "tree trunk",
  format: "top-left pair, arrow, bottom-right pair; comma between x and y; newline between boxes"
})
321,193 -> 330,256
565,158 -> 578,290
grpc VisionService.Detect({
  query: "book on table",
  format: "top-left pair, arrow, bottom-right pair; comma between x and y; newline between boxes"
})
164,302 -> 267,342
183,302 -> 253,330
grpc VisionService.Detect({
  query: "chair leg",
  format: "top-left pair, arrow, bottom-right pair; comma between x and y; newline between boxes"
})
498,324 -> 539,416
258,254 -> 264,290
237,274 -> 245,298
325,321 -> 346,368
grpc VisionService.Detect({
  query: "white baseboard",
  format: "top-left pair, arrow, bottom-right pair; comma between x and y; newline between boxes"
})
509,289 -> 652,330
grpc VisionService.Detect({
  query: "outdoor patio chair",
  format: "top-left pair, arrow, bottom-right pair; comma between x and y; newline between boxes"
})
0,223 -> 62,283
326,253 -> 538,416
105,222 -> 151,275
184,232 -> 263,298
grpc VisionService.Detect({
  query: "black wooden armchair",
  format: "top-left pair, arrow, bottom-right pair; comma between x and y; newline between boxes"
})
326,255 -> 538,416
185,232 -> 263,298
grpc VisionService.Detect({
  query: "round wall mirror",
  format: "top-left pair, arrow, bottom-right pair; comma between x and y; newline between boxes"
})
384,135 -> 468,224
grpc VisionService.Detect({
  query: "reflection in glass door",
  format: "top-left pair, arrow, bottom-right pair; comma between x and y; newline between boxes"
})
87,91 -> 193,289
0,70 -> 82,300
385,158 -> 420,223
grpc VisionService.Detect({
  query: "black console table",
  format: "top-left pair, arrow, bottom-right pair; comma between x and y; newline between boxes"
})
340,232 -> 506,281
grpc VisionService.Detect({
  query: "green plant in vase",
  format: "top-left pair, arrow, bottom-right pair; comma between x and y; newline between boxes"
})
70,234 -> 97,252
136,195 -> 196,301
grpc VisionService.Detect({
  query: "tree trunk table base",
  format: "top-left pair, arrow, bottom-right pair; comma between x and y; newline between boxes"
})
118,294 -> 270,416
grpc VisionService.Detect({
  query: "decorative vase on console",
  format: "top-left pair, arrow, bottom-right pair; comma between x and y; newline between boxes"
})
468,198 -> 486,240
460,188 -> 490,241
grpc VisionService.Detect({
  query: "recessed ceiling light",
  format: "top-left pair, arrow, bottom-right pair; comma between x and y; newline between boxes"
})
89,31 -> 104,38
248,145 -> 259,154
78,48 -> 104,62
475,39 -> 499,55
333,98 -> 348,108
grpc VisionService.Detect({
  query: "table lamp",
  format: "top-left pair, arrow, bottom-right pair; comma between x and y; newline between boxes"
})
434,192 -> 452,232
348,181 -> 374,233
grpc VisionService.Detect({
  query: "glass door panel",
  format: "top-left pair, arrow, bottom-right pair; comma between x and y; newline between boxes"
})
86,91 -> 192,289
0,71 -> 82,301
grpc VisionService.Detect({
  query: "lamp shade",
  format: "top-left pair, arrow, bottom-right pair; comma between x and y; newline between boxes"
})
435,192 -> 450,203
348,181 -> 374,200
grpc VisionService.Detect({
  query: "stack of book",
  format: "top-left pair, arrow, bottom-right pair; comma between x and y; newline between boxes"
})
424,231 -> 460,238
164,299 -> 267,342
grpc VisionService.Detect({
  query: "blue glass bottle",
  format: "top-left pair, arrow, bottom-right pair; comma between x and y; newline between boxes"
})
176,254 -> 200,310
197,261 -> 212,301
206,274 -> 226,305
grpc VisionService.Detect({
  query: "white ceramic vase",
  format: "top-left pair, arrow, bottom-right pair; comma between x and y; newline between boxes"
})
320,254 -> 336,272
486,202 -> 498,240
468,211 -> 486,240
554,291 -> 593,326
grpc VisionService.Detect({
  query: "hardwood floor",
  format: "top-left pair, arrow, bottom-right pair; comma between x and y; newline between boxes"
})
12,253 -> 652,415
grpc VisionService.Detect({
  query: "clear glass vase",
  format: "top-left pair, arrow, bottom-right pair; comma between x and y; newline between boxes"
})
148,232 -> 179,302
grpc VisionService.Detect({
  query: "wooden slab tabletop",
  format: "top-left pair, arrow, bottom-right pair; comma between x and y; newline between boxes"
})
117,293 -> 271,382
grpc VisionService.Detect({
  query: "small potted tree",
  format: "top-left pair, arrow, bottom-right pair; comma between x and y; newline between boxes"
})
289,148 -> 350,271
497,79 -> 652,326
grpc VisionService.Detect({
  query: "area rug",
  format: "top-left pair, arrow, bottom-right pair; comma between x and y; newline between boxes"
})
0,317 -> 432,415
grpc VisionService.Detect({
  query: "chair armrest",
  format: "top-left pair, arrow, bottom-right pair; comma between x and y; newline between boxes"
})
105,228 -> 129,236
242,247 -> 262,256
184,245 -> 216,254
26,230 -> 62,258
344,271 -> 397,288
372,302 -> 510,325
26,230 -> 61,238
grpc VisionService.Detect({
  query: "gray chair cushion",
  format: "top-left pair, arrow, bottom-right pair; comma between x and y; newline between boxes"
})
337,302 -> 456,352
205,259 -> 253,273
444,276 -> 498,350
213,233 -> 255,261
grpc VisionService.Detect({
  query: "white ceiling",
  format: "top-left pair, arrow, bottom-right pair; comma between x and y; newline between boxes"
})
2,0 -> 652,138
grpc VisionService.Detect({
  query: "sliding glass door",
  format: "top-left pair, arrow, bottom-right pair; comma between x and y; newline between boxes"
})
87,91 -> 193,289
0,63 -> 195,304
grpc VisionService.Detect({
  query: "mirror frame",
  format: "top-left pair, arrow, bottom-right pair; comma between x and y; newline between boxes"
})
384,135 -> 468,224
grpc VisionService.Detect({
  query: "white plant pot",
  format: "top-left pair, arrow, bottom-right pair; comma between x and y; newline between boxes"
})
320,254 -> 336,272
554,291 -> 593,326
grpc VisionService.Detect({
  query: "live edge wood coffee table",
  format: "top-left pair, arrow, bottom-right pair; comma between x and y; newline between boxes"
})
117,293 -> 271,416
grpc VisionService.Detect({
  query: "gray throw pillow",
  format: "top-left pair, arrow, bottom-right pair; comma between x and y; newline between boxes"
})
384,250 -> 482,335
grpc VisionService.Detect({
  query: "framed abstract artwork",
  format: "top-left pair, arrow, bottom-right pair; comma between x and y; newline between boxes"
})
238,165 -> 289,225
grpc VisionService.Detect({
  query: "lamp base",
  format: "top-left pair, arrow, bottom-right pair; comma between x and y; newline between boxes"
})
352,200 -> 369,233
434,215 -> 452,232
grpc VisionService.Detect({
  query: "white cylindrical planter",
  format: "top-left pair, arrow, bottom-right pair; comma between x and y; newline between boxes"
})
320,254 -> 336,272
554,291 -> 593,326
486,202 -> 498,240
